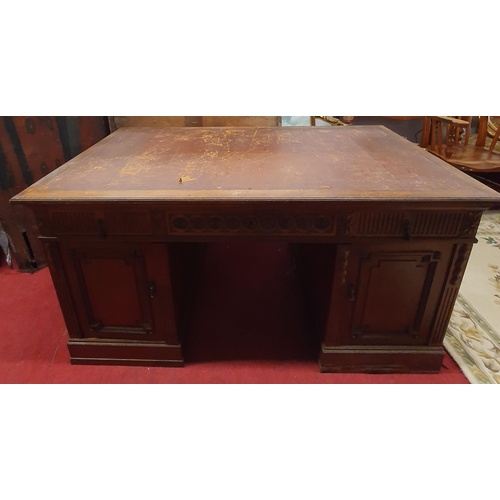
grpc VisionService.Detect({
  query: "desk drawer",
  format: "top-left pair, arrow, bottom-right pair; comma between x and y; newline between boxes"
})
46,208 -> 481,241
49,210 -> 156,237
345,210 -> 480,239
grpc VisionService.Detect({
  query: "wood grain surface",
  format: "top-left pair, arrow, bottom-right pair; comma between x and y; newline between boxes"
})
11,126 -> 500,206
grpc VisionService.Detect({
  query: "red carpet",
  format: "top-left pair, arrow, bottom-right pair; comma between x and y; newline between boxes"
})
0,243 -> 468,383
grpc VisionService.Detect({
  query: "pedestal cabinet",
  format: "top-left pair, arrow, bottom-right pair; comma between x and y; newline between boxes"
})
296,240 -> 474,372
44,237 -> 201,366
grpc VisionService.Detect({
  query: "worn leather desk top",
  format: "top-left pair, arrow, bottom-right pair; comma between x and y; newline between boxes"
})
12,126 -> 500,206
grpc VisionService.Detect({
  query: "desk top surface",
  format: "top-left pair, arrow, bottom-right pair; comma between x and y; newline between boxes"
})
12,125 -> 500,205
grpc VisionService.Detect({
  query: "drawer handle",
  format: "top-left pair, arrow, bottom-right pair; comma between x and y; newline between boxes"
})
347,284 -> 355,302
149,280 -> 156,298
97,218 -> 107,239
403,219 -> 412,241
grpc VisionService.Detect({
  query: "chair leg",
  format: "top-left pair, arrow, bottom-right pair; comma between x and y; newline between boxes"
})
489,124 -> 500,151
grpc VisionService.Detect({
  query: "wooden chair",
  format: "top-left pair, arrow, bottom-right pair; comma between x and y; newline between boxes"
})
419,116 -> 500,172
310,116 -> 354,126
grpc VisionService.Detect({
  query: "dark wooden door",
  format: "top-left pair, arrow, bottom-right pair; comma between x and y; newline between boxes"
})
339,243 -> 450,346
60,242 -> 177,343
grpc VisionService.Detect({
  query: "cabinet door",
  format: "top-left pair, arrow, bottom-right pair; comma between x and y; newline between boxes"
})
338,243 -> 451,346
61,242 -> 177,342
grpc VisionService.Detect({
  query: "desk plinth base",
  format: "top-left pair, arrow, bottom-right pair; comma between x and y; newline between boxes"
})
68,339 -> 184,367
318,345 -> 445,374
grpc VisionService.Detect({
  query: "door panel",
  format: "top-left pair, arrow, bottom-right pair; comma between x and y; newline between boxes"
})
61,242 -> 175,342
78,256 -> 145,330
351,251 -> 438,342
336,243 -> 451,346
70,247 -> 154,337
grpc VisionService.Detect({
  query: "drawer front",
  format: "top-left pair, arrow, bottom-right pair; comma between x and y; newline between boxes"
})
345,210 -> 480,239
48,209 -> 337,238
46,208 -> 481,240
49,210 -> 161,237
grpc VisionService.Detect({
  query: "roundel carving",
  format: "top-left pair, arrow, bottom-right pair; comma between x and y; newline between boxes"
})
169,214 -> 335,236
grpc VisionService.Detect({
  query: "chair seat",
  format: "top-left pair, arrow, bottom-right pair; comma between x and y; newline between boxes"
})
429,144 -> 500,172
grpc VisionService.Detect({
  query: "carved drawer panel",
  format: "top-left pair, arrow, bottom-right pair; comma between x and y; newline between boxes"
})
345,211 -> 475,238
50,211 -> 97,235
412,212 -> 464,236
168,213 -> 336,236
346,212 -> 405,237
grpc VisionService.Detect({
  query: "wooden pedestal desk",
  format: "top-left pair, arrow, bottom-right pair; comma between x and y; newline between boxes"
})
11,126 -> 500,373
